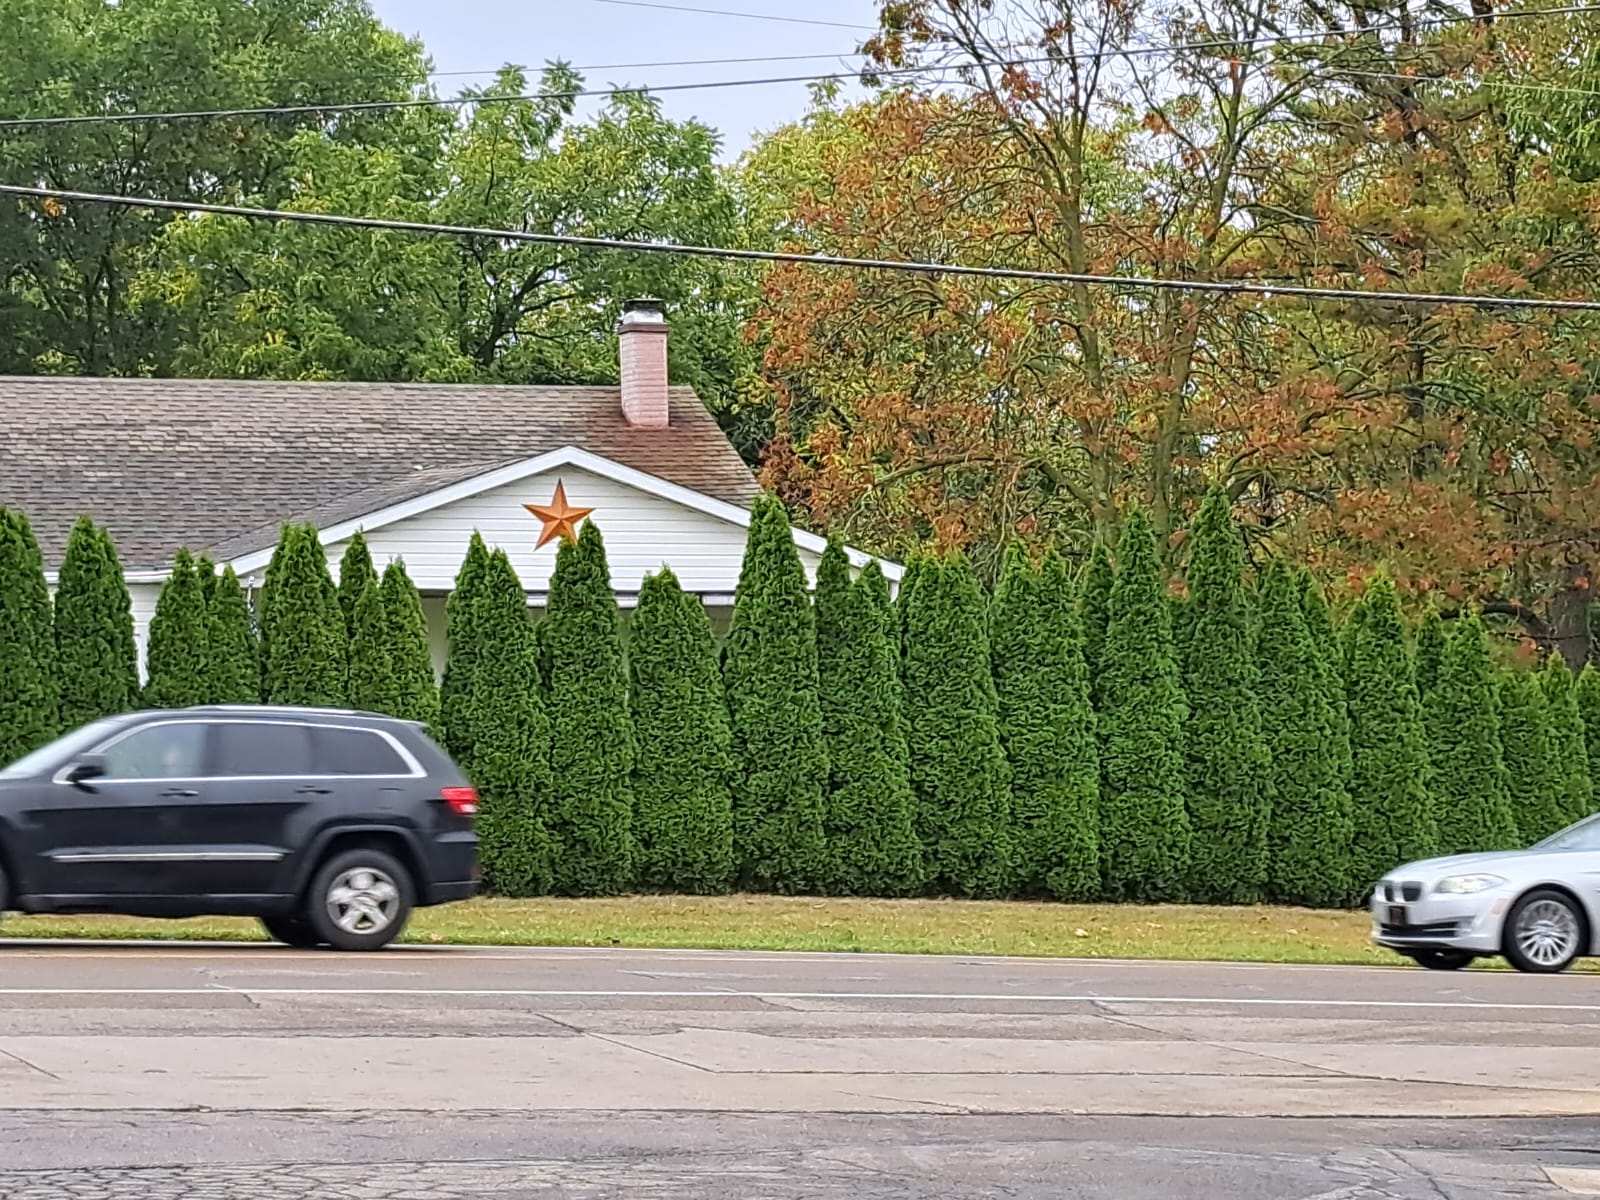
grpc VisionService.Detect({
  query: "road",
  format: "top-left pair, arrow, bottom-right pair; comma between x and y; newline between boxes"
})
0,942 -> 1597,1197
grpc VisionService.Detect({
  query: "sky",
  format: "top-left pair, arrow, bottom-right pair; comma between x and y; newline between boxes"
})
368,0 -> 883,159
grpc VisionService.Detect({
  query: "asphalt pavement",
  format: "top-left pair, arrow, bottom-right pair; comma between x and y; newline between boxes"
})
0,941 -> 1597,1197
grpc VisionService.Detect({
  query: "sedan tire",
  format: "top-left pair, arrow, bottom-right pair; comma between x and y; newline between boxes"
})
1406,948 -> 1475,971
1503,888 -> 1587,974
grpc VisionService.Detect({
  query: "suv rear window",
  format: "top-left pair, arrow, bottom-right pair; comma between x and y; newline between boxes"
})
311,726 -> 411,776
211,722 -> 313,777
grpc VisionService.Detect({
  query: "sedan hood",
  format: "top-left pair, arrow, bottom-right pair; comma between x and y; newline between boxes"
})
1389,849 -> 1532,879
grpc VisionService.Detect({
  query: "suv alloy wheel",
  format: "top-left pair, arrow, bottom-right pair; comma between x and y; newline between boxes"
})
305,848 -> 415,951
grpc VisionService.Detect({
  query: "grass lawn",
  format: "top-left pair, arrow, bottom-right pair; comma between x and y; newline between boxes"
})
0,895 -> 1416,966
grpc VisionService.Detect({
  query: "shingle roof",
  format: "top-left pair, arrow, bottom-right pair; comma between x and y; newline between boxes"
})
0,377 -> 760,571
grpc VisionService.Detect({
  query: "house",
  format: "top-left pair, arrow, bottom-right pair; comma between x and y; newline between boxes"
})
1,301 -> 899,674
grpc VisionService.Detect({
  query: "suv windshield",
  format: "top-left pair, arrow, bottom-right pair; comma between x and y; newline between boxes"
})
0,718 -> 129,780
1533,814 -> 1600,852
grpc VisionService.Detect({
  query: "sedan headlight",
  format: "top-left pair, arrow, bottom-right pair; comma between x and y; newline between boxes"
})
1434,873 -> 1506,895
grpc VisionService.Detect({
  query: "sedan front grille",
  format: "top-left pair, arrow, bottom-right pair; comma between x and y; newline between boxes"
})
1401,882 -> 1423,902
1379,919 -> 1461,940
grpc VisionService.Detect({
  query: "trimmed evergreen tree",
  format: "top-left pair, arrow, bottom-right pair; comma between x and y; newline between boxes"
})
54,518 -> 137,727
815,541 -> 923,896
256,527 -> 291,696
723,494 -> 828,893
337,532 -> 378,637
1180,487 -> 1269,903
0,508 -> 57,764
206,566 -> 260,704
1097,511 -> 1190,901
1540,653 -> 1595,825
901,553 -> 1013,897
144,549 -> 211,709
1257,560 -> 1353,907
346,580 -> 399,715
194,555 -> 218,609
1346,576 -> 1437,895
629,568 -> 736,894
261,525 -> 347,707
542,521 -> 635,896
466,548 -> 552,896
991,545 -> 1099,901
1575,665 -> 1600,805
381,559 -> 440,732
1080,539 -> 1114,701
1499,671 -> 1566,844
1425,616 -> 1518,854
440,532 -> 491,763
1299,572 -> 1354,792
1414,607 -> 1447,700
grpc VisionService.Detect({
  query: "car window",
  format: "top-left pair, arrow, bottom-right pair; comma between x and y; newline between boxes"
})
311,727 -> 411,776
0,718 -> 128,779
210,723 -> 313,777
1535,815 -> 1600,852
99,723 -> 208,780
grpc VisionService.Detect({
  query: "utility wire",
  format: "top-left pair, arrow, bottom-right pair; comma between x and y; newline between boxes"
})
4,183 -> 1598,313
578,0 -> 878,30
1,3 -> 1592,130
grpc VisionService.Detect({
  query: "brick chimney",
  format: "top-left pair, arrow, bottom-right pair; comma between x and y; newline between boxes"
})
618,298 -> 670,428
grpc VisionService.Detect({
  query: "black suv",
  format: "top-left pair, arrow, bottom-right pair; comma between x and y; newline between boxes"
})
0,705 -> 479,950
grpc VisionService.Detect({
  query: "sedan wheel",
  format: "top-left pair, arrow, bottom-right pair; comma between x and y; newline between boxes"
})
1504,888 -> 1587,974
1407,948 -> 1475,971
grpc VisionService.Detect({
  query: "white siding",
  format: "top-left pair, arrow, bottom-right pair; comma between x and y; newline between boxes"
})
130,582 -> 161,683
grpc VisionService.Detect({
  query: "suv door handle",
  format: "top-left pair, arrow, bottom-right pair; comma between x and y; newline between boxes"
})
294,785 -> 332,795
160,788 -> 199,798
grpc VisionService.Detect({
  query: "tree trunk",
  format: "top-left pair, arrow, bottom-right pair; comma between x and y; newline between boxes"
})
1548,563 -> 1593,671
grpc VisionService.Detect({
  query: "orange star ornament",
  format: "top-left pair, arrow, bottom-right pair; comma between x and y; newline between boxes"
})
525,480 -> 594,549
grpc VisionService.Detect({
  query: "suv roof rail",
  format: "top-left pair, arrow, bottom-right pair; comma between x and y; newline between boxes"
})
183,704 -> 395,720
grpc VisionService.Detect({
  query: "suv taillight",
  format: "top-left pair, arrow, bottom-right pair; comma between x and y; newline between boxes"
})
441,786 -> 479,817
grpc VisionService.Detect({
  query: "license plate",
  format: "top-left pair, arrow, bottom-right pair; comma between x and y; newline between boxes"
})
1387,905 -> 1407,926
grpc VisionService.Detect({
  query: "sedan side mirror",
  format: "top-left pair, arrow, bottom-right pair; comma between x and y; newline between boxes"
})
65,755 -> 107,789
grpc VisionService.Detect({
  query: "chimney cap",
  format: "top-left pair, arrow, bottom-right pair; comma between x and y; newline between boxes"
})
619,298 -> 667,327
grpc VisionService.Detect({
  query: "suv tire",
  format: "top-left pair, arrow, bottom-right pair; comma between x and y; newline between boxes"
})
305,847 -> 414,952
1503,887 -> 1587,974
260,916 -> 324,949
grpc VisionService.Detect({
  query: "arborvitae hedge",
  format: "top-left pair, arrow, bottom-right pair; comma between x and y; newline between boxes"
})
1299,571 -> 1354,797
466,548 -> 552,896
144,549 -> 211,709
723,495 -> 828,893
1540,653 -> 1595,826
1576,665 -> 1600,806
1346,577 -> 1436,894
0,508 -> 57,763
1499,671 -> 1566,844
440,532 -> 491,763
901,553 -> 1013,897
1257,561 -> 1352,908
542,521 -> 635,896
261,524 -> 347,708
195,555 -> 218,608
1179,487 -> 1268,903
338,532 -> 378,637
346,580 -> 398,716
1414,607 -> 1446,700
815,543 -> 923,896
1080,539 -> 1114,702
1097,511 -> 1190,902
991,546 -> 1099,902
629,568 -> 736,894
381,559 -> 440,732
54,518 -> 137,727
206,566 -> 260,704
1425,616 -> 1517,855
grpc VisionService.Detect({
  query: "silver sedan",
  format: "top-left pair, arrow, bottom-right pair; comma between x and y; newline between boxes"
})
1371,813 -> 1600,973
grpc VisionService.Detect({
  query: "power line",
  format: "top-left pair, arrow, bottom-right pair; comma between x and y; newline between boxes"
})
1,3 -> 1592,131
5,183 -> 1598,313
578,0 -> 878,30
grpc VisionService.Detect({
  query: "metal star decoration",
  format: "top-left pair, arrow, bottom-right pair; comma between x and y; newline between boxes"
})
525,479 -> 594,549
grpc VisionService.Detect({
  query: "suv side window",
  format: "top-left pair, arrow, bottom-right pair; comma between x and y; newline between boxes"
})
98,722 -> 208,780
311,727 -> 411,776
210,722 -> 313,777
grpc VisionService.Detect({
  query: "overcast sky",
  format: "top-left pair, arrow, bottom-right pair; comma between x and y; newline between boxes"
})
368,0 -> 882,158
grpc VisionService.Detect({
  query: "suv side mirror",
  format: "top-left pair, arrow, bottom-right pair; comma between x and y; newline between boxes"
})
65,755 -> 107,788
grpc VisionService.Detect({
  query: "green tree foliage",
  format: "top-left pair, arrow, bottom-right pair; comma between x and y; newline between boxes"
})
466,549 -> 552,896
1540,654 -> 1595,825
815,542 -> 923,896
1179,487 -> 1269,903
1257,561 -> 1352,907
991,546 -> 1099,901
337,532 -> 379,638
1079,539 -> 1114,700
441,533 -> 491,764
381,560 -> 440,732
1097,511 -> 1190,902
1575,665 -> 1600,805
901,554 -> 1013,897
261,525 -> 347,708
1414,607 -> 1447,700
206,567 -> 260,705
194,556 -> 218,609
1424,616 -> 1518,854
629,568 -> 736,894
1346,577 -> 1436,893
143,550 -> 211,710
542,522 -> 635,896
53,518 -> 137,727
1299,572 -> 1354,791
346,581 -> 398,716
1499,672 -> 1566,844
723,495 -> 828,893
0,508 -> 57,763
256,530 -> 289,697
